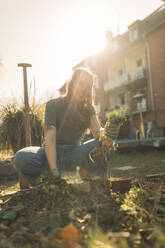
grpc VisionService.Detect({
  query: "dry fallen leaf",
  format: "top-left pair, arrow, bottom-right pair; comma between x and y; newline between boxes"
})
79,168 -> 90,180
59,223 -> 81,246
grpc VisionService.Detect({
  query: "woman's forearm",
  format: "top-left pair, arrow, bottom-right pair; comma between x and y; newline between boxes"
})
90,115 -> 103,138
45,142 -> 57,172
44,126 -> 57,172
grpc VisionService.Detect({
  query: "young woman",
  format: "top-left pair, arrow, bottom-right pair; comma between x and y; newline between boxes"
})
12,68 -> 106,189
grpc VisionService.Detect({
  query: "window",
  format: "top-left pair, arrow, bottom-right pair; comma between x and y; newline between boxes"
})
141,98 -> 146,110
112,41 -> 118,53
95,77 -> 99,89
118,93 -> 125,105
139,89 -> 146,95
110,96 -> 116,109
129,29 -> 138,42
118,69 -> 123,76
137,59 -> 143,68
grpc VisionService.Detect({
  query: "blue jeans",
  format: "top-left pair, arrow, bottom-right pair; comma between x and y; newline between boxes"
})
12,139 -> 107,186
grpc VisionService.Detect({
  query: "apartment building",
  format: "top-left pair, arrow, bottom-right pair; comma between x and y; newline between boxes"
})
74,4 -> 165,137
103,5 -> 165,137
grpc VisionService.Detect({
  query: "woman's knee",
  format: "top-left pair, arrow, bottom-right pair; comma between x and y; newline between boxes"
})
12,147 -> 36,170
12,146 -> 46,176
12,150 -> 28,172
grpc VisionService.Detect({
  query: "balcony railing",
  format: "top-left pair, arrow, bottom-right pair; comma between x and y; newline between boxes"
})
119,73 -> 131,85
104,76 -> 128,92
104,81 -> 114,91
132,98 -> 147,113
104,67 -> 147,92
134,67 -> 146,81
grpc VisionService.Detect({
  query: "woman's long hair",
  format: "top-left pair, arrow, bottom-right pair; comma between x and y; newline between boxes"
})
59,68 -> 96,133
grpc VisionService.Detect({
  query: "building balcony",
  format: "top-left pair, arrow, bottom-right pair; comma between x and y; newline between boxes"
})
104,81 -> 114,92
133,66 -> 147,81
104,67 -> 147,92
132,98 -> 148,114
105,103 -> 128,114
104,78 -> 126,92
132,107 -> 148,114
119,73 -> 131,85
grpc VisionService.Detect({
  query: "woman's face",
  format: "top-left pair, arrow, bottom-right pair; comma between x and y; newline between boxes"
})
72,72 -> 93,103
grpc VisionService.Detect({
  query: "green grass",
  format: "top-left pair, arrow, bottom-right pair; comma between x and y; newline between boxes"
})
1,173 -> 165,248
109,149 -> 165,178
1,150 -> 165,248
0,180 -> 19,195
1,148 -> 165,195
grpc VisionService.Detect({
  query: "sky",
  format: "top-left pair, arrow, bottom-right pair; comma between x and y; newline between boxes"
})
0,0 -> 163,104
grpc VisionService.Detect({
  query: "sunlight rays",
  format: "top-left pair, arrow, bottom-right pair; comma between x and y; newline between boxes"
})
42,7 -> 117,93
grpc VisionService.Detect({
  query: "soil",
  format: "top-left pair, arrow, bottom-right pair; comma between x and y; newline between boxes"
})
1,149 -> 165,247
0,175 -> 165,248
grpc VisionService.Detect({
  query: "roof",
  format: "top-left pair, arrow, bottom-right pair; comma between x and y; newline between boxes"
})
141,4 -> 165,36
106,4 -> 165,54
72,4 -> 165,69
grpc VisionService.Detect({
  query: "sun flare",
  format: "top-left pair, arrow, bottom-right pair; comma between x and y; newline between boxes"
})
44,7 -> 117,89
33,5 -> 118,97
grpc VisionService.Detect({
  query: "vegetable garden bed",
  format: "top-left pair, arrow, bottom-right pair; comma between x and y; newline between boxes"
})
0,148 -> 165,247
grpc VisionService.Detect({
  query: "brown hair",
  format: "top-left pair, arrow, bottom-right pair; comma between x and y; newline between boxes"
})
59,68 -> 96,133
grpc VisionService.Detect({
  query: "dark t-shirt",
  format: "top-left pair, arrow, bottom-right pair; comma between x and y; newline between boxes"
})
44,98 -> 96,145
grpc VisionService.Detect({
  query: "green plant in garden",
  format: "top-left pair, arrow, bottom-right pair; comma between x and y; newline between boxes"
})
0,102 -> 44,153
104,110 -> 127,141
120,187 -> 152,226
1,175 -> 165,247
89,110 -> 127,167
105,110 -> 127,127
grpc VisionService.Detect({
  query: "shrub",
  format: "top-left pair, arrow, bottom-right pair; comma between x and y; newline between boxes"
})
0,103 -> 44,153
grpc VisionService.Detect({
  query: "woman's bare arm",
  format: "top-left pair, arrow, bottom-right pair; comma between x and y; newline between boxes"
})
44,125 -> 57,172
90,115 -> 103,139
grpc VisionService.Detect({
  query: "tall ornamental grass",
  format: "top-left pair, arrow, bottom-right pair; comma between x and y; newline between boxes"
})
0,102 -> 45,153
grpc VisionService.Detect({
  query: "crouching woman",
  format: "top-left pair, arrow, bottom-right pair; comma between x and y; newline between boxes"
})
12,68 -> 106,189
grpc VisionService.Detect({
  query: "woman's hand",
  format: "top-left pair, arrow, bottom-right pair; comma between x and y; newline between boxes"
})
51,167 -> 60,178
